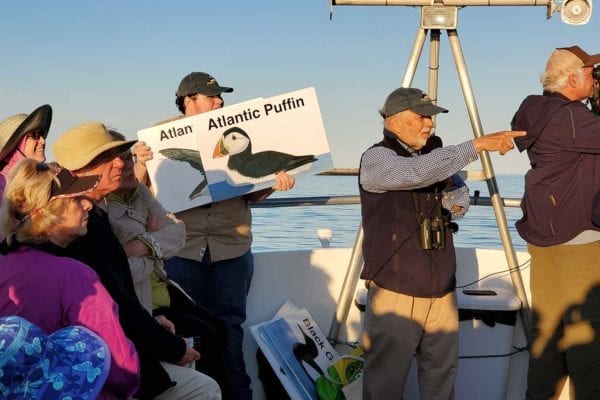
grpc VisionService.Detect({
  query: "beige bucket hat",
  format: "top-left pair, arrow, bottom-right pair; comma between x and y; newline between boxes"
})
53,121 -> 136,171
0,105 -> 52,161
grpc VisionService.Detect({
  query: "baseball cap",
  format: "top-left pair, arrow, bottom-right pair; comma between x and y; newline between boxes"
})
381,88 -> 448,118
53,122 -> 136,171
559,45 -> 600,67
543,46 -> 600,85
0,315 -> 110,399
176,72 -> 234,97
47,164 -> 100,200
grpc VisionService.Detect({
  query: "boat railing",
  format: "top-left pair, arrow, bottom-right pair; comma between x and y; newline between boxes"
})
251,169 -> 522,208
252,194 -> 521,208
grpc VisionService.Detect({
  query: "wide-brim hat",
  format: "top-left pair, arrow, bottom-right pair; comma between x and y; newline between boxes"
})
0,315 -> 110,399
0,105 -> 52,161
53,122 -> 137,171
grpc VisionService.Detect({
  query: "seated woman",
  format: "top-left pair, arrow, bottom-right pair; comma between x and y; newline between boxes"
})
103,130 -> 233,399
0,159 -> 140,400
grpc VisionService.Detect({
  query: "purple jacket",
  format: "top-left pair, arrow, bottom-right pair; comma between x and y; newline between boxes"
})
0,245 -> 140,399
511,92 -> 600,246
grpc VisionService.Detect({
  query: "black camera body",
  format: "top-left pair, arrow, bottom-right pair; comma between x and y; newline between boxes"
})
591,66 -> 600,115
593,65 -> 600,81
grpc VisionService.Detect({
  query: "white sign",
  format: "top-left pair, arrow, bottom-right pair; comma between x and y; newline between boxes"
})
138,88 -> 332,213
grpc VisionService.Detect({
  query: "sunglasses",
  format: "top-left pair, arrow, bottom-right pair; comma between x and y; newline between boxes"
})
26,130 -> 44,140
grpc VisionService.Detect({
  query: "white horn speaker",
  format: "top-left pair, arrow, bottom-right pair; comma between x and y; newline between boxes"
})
561,0 -> 592,25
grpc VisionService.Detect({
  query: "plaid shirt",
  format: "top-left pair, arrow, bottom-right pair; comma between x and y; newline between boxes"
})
360,139 -> 477,219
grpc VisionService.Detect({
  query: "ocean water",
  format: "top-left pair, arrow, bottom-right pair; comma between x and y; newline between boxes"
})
251,174 -> 527,252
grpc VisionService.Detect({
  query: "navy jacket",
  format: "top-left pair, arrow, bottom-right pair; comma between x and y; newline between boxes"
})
511,92 -> 600,246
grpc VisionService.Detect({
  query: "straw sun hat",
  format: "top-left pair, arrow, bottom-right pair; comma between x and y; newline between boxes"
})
0,105 -> 52,161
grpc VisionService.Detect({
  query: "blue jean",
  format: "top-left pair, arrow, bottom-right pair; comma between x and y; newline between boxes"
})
165,250 -> 254,400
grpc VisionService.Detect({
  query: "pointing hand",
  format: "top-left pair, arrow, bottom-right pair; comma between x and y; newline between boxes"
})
473,130 -> 526,155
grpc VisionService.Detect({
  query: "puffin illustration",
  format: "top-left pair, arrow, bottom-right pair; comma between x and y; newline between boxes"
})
213,127 -> 316,179
292,323 -> 324,382
159,148 -> 207,200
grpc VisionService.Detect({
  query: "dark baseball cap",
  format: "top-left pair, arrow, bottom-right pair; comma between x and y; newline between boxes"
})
381,88 -> 448,118
176,72 -> 234,97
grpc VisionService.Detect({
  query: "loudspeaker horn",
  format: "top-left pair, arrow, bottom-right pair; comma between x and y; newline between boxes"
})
561,0 -> 592,25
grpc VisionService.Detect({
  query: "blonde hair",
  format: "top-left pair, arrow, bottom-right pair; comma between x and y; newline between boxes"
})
0,159 -> 71,245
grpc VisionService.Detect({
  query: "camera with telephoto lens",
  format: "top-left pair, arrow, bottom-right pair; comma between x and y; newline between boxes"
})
593,65 -> 600,81
419,210 -> 458,250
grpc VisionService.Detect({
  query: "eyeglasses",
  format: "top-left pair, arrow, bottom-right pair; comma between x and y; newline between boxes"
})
35,162 -> 50,172
89,147 -> 133,167
189,93 -> 223,102
119,151 -> 134,163
26,130 -> 44,140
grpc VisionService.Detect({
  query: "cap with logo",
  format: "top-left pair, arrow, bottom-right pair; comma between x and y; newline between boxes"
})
381,88 -> 448,118
176,72 -> 234,98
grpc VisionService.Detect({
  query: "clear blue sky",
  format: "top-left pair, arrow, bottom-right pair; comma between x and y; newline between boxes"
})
1,0 -> 598,174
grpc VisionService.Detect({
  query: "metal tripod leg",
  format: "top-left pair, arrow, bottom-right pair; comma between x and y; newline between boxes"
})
446,29 -> 532,343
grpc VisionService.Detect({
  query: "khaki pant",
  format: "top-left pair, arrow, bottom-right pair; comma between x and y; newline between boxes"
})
362,285 -> 458,400
153,362 -> 222,400
526,241 -> 600,400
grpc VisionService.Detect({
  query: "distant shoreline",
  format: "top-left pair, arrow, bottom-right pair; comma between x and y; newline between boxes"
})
318,168 -> 525,178
318,168 -> 358,176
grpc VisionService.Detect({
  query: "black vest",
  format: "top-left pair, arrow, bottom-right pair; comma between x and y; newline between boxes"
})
359,133 -> 457,297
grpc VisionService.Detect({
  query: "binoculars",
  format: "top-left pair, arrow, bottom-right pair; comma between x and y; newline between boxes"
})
420,215 -> 459,250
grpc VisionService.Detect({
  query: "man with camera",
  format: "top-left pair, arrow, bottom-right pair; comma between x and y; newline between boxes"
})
359,87 -> 525,400
511,45 -> 600,399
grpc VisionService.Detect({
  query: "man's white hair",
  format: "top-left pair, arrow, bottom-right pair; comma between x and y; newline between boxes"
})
541,48 -> 585,92
541,68 -> 583,92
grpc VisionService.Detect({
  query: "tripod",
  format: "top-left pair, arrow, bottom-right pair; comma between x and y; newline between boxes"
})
327,22 -> 533,346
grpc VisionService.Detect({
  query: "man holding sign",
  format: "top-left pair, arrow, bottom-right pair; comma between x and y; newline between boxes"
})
136,72 -> 295,399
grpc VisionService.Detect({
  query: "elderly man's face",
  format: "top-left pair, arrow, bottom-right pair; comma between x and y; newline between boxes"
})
389,110 -> 434,151
117,150 -> 138,191
74,148 -> 131,200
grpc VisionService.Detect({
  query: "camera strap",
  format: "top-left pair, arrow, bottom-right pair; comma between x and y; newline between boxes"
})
412,191 -> 443,223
